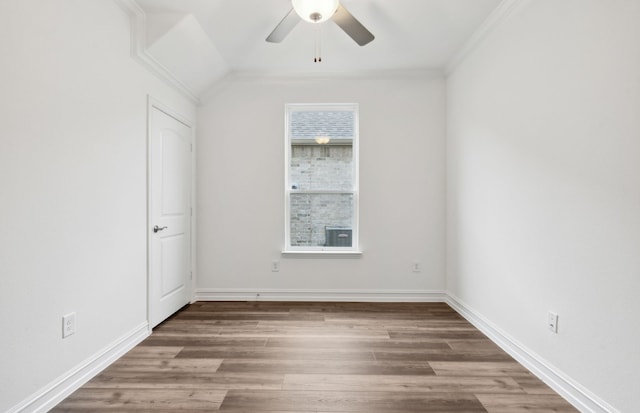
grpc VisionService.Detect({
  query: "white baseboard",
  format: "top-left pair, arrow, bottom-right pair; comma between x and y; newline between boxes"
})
9,322 -> 150,413
195,288 -> 446,302
445,294 -> 619,413
8,293 -> 618,413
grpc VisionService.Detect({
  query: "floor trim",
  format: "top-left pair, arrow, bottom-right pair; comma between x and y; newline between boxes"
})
14,295 -> 619,413
9,322 -> 150,413
195,288 -> 446,303
445,294 -> 619,413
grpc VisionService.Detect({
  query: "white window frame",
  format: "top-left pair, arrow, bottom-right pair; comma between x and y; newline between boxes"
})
284,103 -> 360,253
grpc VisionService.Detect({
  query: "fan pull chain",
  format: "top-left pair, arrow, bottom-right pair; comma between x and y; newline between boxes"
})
314,25 -> 322,63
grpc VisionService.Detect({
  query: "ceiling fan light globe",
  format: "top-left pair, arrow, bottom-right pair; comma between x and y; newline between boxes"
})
292,0 -> 339,23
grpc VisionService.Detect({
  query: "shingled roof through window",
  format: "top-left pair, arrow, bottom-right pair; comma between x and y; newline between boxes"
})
290,111 -> 354,139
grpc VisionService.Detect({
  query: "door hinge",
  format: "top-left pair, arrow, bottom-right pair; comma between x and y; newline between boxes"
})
190,207 -> 193,217
190,271 -> 193,280
190,143 -> 193,152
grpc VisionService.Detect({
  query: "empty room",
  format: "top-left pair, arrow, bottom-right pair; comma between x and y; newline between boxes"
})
1,0 -> 638,412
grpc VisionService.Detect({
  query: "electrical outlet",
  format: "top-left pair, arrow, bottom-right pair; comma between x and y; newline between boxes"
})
548,311 -> 558,333
412,261 -> 421,273
271,260 -> 280,272
62,313 -> 76,338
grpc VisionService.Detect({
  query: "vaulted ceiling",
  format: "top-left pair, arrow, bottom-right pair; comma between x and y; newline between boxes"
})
129,0 -> 504,99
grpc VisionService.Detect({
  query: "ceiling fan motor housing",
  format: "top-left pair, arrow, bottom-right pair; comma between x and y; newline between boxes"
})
292,0 -> 339,23
267,0 -> 374,47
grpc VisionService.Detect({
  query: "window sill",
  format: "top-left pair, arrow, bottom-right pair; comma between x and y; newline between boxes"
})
282,250 -> 363,258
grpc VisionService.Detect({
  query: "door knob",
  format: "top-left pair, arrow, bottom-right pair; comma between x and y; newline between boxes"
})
153,225 -> 167,233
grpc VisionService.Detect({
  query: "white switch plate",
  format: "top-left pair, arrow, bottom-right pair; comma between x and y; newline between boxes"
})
548,311 -> 558,333
271,260 -> 280,272
62,313 -> 76,338
412,261 -> 421,273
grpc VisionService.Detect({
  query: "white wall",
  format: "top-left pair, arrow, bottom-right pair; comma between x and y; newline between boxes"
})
0,1 -> 195,411
446,1 -> 640,411
197,73 -> 446,297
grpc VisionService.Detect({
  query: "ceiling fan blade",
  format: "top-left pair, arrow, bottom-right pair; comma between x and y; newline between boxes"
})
266,8 -> 301,43
331,4 -> 375,46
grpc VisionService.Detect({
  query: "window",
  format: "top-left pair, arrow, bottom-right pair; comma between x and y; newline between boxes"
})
285,103 -> 359,252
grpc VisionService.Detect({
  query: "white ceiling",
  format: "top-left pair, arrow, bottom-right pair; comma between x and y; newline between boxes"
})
134,0 -> 503,96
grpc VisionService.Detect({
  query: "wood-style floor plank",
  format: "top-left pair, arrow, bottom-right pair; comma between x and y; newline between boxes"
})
101,357 -> 223,373
219,390 -> 487,412
84,371 -> 285,390
142,336 -> 267,347
217,359 -> 437,376
281,374 -> 524,393
120,346 -> 184,359
264,337 -> 452,349
52,388 -> 226,411
176,346 -> 376,361
475,393 -> 579,412
52,301 -> 578,412
216,326 -> 392,339
373,349 -> 514,362
429,361 -> 531,377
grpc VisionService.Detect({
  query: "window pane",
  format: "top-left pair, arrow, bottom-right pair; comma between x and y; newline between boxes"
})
290,144 -> 353,191
290,111 -> 354,140
290,193 -> 354,247
285,104 -> 358,251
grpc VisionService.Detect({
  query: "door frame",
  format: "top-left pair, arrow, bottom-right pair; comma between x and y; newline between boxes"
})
147,96 -> 196,330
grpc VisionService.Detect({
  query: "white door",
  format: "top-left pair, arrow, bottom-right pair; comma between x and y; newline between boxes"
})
149,105 -> 192,328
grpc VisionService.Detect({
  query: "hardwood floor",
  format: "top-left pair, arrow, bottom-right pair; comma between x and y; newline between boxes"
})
51,302 -> 578,412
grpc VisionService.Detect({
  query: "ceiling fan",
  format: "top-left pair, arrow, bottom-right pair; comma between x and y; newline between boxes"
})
266,0 -> 375,47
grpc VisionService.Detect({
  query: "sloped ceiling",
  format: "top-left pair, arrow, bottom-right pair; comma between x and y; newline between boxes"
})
146,14 -> 229,94
130,0 -> 505,99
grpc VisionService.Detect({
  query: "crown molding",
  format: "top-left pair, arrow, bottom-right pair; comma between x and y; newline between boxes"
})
113,0 -> 527,102
199,68 -> 445,104
113,0 -> 200,104
445,0 -> 530,75
225,68 -> 444,81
